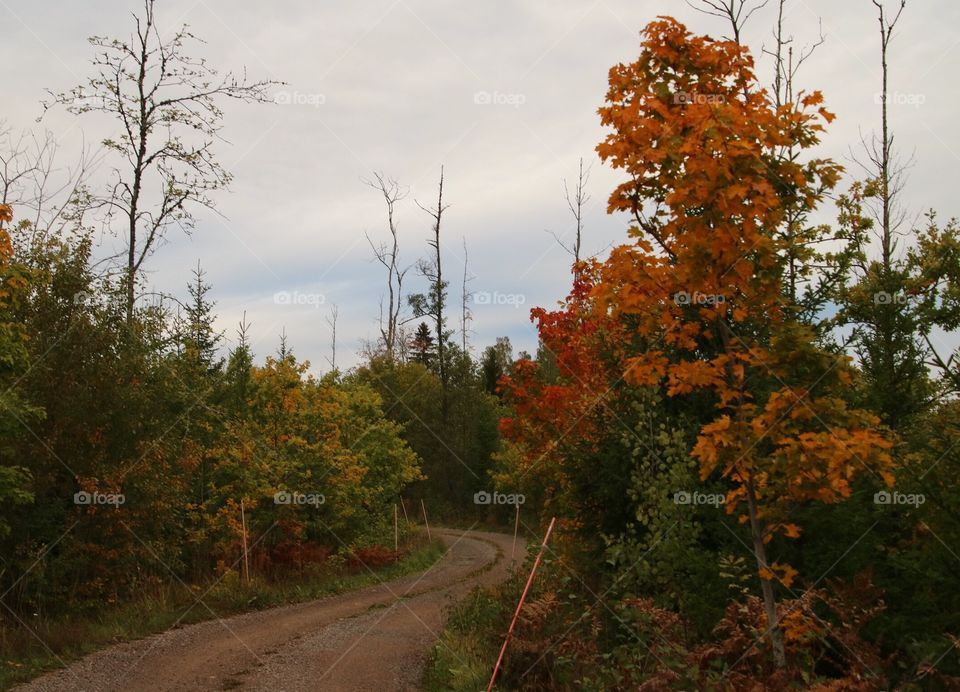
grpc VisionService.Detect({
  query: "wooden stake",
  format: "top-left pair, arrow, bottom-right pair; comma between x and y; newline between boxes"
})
400,497 -> 409,523
420,499 -> 431,540
394,503 -> 399,552
512,502 -> 520,560
488,517 -> 556,692
240,498 -> 250,584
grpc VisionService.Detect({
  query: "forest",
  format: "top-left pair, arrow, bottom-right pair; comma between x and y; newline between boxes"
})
2,0 -> 959,690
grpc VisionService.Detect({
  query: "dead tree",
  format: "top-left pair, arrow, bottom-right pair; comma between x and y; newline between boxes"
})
861,0 -> 909,267
762,0 -> 824,110
325,304 -> 339,371
460,237 -> 473,352
411,167 -> 451,412
565,157 -> 590,264
547,157 -> 592,277
364,172 -> 409,360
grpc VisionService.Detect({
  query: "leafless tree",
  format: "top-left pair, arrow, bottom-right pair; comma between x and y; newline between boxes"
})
325,304 -> 339,371
855,0 -> 910,267
548,157 -> 593,276
44,0 -> 280,322
460,237 -> 473,353
412,167 -> 451,414
565,158 -> 590,264
364,172 -> 410,360
762,0 -> 825,109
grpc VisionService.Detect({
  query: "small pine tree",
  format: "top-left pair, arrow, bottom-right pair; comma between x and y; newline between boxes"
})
410,321 -> 435,366
224,314 -> 254,418
181,261 -> 224,373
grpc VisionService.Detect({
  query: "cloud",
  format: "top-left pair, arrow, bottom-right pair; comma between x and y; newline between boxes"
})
2,0 -> 957,371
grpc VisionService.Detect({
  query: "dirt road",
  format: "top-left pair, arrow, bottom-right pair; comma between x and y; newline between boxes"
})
18,528 -> 523,692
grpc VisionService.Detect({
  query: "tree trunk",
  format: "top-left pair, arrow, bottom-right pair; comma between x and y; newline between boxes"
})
746,475 -> 787,667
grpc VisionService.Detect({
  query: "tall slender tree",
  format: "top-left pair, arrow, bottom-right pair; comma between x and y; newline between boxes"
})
45,0 -> 279,321
840,1 -> 930,428
180,261 -> 224,372
409,168 -> 452,416
364,172 -> 409,360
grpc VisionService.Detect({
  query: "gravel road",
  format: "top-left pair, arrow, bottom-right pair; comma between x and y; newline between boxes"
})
17,527 -> 524,692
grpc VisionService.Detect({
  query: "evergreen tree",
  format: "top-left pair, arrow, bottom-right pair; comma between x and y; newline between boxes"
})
181,261 -> 224,373
223,315 -> 254,419
409,320 -> 435,366
481,336 -> 513,395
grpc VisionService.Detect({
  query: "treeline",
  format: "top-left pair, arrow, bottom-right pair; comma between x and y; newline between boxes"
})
0,203 -> 517,617
458,7 -> 960,691
0,218 -> 412,608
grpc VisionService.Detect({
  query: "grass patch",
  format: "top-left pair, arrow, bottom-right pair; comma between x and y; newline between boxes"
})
1,533 -> 445,690
422,575 -> 524,692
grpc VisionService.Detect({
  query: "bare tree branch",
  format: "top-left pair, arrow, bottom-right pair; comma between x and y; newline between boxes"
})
687,0 -> 771,43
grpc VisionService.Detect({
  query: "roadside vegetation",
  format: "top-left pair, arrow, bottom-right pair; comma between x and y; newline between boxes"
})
2,532 -> 442,689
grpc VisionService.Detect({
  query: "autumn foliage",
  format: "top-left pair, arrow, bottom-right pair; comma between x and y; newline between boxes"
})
497,16 -> 904,684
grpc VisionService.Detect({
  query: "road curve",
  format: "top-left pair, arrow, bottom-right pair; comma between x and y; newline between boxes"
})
17,528 -> 524,692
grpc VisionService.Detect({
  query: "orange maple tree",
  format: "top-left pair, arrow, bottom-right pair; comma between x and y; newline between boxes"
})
588,18 -> 895,667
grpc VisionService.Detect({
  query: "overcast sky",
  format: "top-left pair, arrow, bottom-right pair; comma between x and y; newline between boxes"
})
2,0 -> 957,372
